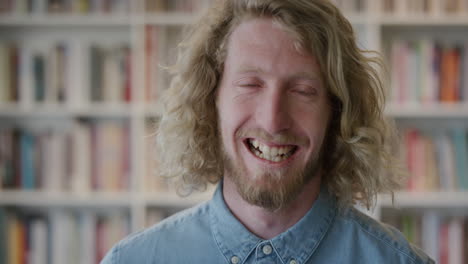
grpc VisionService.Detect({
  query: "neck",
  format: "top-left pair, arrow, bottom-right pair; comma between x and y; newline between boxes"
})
222,174 -> 322,240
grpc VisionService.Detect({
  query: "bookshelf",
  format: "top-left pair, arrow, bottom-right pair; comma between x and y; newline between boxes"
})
0,0 -> 467,263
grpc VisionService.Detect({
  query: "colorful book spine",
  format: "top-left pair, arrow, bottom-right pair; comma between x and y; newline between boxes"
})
381,0 -> 468,15
402,128 -> 468,191
0,0 -> 130,14
0,210 -> 130,264
0,120 -> 131,192
20,131 -> 35,189
382,213 -> 468,264
452,129 -> 468,189
390,40 -> 467,104
0,40 -> 132,105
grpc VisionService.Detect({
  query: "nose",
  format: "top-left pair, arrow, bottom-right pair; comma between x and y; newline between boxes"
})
255,87 -> 292,134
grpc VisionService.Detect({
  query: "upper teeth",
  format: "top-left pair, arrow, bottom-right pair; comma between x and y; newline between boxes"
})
249,139 -> 295,162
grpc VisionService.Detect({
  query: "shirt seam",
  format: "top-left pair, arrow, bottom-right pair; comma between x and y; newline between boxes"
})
301,205 -> 337,264
211,224 -> 232,264
348,217 -> 423,264
211,221 -> 261,264
270,243 -> 287,264
210,201 -> 234,264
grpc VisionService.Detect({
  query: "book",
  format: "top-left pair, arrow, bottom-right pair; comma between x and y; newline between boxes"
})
0,129 -> 15,189
0,210 -> 131,264
90,43 -> 131,103
464,219 -> 468,264
424,136 -> 439,190
448,218 -> 463,264
440,45 -> 461,102
421,212 -> 440,261
1,40 -> 131,106
0,209 -> 7,264
7,212 -> 20,264
1,120 -> 130,192
0,43 -> 12,103
461,42 -> 468,101
32,53 -> 46,102
390,40 -> 466,104
379,0 -> 468,15
29,218 -> 48,264
79,212 -> 96,264
401,128 -> 468,191
90,44 -> 103,102
382,212 -> 467,263
451,129 -> 468,189
145,25 -> 160,102
71,121 -> 92,193
20,130 -> 35,189
440,221 -> 449,264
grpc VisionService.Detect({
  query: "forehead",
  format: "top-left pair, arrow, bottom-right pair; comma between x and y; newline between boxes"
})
225,18 -> 321,78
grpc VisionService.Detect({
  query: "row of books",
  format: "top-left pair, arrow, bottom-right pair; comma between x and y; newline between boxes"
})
0,120 -> 131,192
401,128 -> 468,191
89,43 -> 132,102
0,0 -> 130,15
144,25 -> 182,102
0,41 -> 132,104
382,211 -> 467,264
390,40 -> 468,104
382,0 -> 468,14
0,208 -> 130,264
145,0 -> 211,13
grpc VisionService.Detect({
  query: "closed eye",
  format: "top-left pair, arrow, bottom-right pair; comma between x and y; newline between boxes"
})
291,85 -> 317,97
239,83 -> 261,88
234,77 -> 264,89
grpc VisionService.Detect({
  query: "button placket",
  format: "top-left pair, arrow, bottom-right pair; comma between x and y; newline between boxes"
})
255,242 -> 280,264
262,244 -> 273,255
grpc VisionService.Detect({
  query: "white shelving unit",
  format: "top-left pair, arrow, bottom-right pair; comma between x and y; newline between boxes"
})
1,0 -> 468,263
0,15 -> 133,26
386,103 -> 468,118
0,190 -> 134,208
379,191 -> 468,209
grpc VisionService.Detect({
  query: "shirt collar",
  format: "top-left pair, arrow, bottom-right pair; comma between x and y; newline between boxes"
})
209,182 -> 337,264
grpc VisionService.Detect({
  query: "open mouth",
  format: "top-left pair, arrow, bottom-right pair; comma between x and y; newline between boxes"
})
245,138 -> 298,163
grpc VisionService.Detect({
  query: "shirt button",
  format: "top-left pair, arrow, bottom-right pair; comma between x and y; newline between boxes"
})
262,244 -> 273,255
289,260 -> 298,264
231,256 -> 240,264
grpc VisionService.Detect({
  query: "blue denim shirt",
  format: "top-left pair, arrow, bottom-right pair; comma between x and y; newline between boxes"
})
101,184 -> 434,264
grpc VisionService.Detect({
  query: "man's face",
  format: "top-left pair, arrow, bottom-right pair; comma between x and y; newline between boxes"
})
216,18 -> 331,211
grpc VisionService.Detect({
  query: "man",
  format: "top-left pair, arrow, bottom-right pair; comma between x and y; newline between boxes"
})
102,0 -> 434,263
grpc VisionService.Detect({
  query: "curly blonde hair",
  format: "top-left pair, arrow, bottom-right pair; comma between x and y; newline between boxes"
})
156,0 -> 403,208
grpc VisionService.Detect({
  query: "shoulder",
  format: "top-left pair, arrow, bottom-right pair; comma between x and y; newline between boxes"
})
332,206 -> 434,264
100,201 -> 212,264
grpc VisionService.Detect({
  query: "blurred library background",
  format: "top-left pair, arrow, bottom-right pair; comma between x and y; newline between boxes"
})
0,0 -> 467,263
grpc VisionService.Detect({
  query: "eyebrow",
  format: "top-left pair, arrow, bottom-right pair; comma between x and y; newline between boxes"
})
236,65 -> 264,74
236,64 -> 321,81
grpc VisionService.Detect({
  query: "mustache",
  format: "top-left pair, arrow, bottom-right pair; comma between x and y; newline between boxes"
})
235,128 -> 308,146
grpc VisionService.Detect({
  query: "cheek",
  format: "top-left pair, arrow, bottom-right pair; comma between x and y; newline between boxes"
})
299,112 -> 330,153
218,104 -> 243,147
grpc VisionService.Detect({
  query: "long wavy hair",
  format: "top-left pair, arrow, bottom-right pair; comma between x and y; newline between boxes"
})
156,0 -> 403,208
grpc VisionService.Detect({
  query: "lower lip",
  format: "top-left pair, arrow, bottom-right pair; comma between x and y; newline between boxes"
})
243,140 -> 298,166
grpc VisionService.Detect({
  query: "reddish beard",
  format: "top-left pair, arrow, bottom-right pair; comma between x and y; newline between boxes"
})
222,129 -> 323,211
